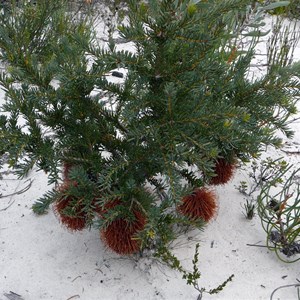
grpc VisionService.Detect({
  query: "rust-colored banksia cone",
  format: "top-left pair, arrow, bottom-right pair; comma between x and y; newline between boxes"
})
101,210 -> 146,255
178,188 -> 217,222
54,182 -> 87,231
210,158 -> 236,185
95,199 -> 121,217
62,162 -> 73,181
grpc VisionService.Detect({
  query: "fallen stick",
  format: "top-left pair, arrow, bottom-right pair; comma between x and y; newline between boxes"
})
0,179 -> 33,212
0,179 -> 32,200
246,243 -> 276,249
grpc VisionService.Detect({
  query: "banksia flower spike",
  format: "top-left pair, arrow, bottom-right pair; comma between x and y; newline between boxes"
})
178,188 -> 217,222
62,162 -> 73,181
210,158 -> 236,185
101,210 -> 146,255
95,199 -> 121,217
54,182 -> 87,231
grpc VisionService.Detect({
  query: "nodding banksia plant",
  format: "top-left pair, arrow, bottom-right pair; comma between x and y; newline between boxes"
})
0,0 -> 300,263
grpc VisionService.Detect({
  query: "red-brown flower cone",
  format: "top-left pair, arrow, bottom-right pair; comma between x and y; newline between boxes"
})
54,182 -> 87,231
101,210 -> 146,255
95,199 -> 121,217
62,162 -> 73,181
178,188 -> 217,222
210,158 -> 236,185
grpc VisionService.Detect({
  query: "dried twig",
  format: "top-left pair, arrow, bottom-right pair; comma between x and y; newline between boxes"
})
66,295 -> 80,300
0,179 -> 32,200
281,149 -> 300,155
4,291 -> 24,300
246,243 -> 275,249
0,179 -> 33,212
71,275 -> 82,282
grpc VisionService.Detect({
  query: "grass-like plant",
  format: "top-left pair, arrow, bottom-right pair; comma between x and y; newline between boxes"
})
258,164 -> 300,262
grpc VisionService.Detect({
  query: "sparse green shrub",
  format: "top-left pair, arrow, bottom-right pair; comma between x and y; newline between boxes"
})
237,157 -> 288,218
155,243 -> 234,299
237,157 -> 288,198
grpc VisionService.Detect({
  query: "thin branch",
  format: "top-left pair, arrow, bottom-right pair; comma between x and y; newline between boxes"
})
246,243 -> 275,249
270,283 -> 300,300
281,149 -> 300,155
66,296 -> 80,300
0,179 -> 33,200
0,179 -> 33,212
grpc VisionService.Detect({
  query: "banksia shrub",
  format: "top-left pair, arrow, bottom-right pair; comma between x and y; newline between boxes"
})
1,0 -> 300,263
178,188 -> 217,222
101,210 -> 147,255
54,182 -> 87,231
210,158 -> 236,185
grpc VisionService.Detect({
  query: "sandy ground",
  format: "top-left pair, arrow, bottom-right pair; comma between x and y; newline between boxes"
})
1,142 -> 299,300
1,12 -> 300,300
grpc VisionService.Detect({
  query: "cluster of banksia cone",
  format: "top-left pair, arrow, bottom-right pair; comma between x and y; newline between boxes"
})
53,158 -> 236,254
54,164 -> 147,254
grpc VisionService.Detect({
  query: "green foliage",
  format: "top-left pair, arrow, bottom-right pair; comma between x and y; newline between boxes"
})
259,0 -> 300,19
262,1 -> 290,15
288,0 -> 300,19
0,0 -> 300,256
254,0 -> 300,19
32,188 -> 59,215
242,198 -> 256,219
